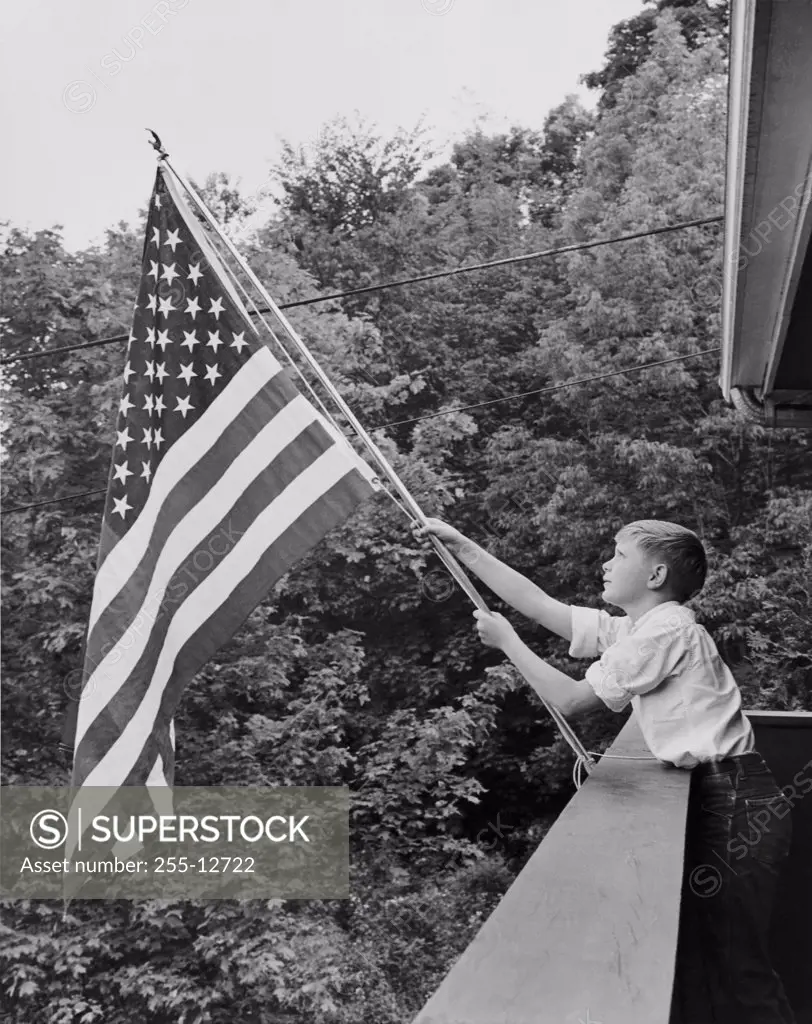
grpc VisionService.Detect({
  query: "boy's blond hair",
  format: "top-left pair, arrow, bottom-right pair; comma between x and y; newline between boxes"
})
616,520 -> 707,602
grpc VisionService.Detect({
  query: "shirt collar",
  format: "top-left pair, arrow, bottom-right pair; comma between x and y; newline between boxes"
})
628,600 -> 693,635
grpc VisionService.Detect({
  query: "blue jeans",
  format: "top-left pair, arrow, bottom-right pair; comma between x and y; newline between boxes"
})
669,752 -> 796,1024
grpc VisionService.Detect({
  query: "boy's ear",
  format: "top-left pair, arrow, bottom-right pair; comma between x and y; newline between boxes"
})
647,562 -> 669,591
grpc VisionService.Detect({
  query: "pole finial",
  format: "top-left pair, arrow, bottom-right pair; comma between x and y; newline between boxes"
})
146,129 -> 168,160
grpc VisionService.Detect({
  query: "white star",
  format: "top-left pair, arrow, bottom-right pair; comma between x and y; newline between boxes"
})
116,426 -> 133,451
160,262 -> 179,285
145,326 -> 156,348
148,260 -> 159,280
123,362 -> 135,383
112,495 -> 133,519
144,360 -> 156,381
209,296 -> 225,319
230,331 -> 249,354
153,394 -> 166,415
140,461 -> 153,483
164,228 -> 181,252
142,426 -> 153,449
156,329 -> 172,351
158,295 -> 175,317
152,426 -> 165,449
154,193 -> 161,208
174,395 -> 194,418
155,362 -> 169,383
151,227 -> 160,247
119,393 -> 135,416
177,362 -> 197,385
185,296 -> 201,317
206,330 -> 223,353
127,327 -> 137,348
181,330 -> 200,352
113,460 -> 133,483
146,294 -> 158,314
142,393 -> 155,415
203,364 -> 222,386
187,262 -> 203,286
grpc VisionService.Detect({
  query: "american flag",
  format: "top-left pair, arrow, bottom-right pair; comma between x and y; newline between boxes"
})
67,167 -> 378,826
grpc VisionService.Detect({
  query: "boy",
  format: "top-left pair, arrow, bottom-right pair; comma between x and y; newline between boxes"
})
416,516 -> 795,1024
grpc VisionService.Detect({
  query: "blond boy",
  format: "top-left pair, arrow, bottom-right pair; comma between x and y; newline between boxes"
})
417,517 -> 796,1024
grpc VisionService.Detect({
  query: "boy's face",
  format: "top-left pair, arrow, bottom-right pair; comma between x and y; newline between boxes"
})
601,537 -> 663,609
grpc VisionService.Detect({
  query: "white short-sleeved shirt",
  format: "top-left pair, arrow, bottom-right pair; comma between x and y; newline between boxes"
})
569,600 -> 754,768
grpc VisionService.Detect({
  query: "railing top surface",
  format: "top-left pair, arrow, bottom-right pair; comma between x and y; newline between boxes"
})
745,710 -> 812,726
413,716 -> 693,1024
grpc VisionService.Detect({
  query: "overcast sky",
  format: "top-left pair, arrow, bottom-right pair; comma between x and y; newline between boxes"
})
2,0 -> 644,251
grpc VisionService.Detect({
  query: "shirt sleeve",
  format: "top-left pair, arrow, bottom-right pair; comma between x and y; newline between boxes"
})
583,618 -> 688,712
569,606 -> 626,659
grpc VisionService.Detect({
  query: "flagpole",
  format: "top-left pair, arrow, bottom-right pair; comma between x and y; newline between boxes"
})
156,153 -> 489,609
150,136 -> 595,774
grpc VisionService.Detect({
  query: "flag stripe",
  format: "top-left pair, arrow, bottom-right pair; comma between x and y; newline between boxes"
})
79,445 -> 371,789
68,168 -> 377,872
65,727 -> 176,870
123,468 -> 373,786
75,401 -> 328,754
89,347 -> 281,630
74,417 -> 345,779
81,366 -> 304,711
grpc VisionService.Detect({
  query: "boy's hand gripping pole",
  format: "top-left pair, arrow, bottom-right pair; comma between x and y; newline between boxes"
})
419,528 -> 596,776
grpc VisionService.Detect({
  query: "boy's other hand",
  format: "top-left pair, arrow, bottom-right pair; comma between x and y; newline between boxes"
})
474,610 -> 516,651
412,517 -> 464,550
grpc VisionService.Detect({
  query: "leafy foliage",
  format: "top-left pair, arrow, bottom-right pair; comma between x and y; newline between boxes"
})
1,6 -> 809,1022
581,0 -> 729,110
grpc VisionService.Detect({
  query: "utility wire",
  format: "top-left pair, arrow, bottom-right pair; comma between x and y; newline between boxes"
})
1,215 -> 724,515
376,348 -> 721,429
2,488 -> 109,515
0,215 -> 723,368
256,215 -> 724,306
1,347 -> 721,516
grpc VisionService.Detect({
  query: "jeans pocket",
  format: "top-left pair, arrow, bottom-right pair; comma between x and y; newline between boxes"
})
742,794 -> 793,867
692,780 -> 735,855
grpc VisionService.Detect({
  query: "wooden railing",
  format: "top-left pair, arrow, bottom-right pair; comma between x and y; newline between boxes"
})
412,711 -> 812,1024
748,711 -> 812,1022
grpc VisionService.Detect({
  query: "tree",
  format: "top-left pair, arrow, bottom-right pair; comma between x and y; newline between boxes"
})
189,171 -> 258,230
581,0 -> 729,110
2,8 -> 810,1022
274,114 -> 432,236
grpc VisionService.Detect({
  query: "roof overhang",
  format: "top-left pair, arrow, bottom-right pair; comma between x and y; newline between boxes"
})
721,0 -> 812,427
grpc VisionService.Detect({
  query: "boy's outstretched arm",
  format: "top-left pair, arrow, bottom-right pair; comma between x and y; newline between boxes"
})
475,610 -> 603,717
415,518 -> 573,640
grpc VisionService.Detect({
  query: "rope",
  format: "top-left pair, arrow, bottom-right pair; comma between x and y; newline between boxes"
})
572,750 -> 662,790
0,215 -> 723,368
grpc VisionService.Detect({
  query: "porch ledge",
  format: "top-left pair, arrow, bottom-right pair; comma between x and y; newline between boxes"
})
413,715 -> 691,1024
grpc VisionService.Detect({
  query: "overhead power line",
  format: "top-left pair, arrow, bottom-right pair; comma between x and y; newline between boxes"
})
0,215 -> 723,368
376,347 -> 721,429
2,488 -> 109,516
1,347 -> 721,517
